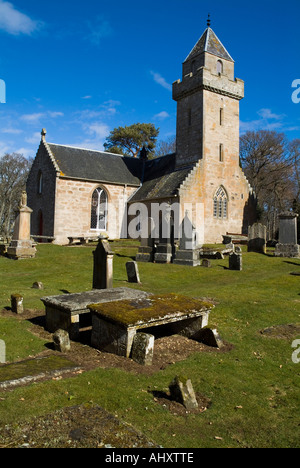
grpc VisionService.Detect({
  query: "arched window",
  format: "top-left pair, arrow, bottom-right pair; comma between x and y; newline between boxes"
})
38,171 -> 43,194
217,60 -> 223,74
91,188 -> 108,231
213,186 -> 228,219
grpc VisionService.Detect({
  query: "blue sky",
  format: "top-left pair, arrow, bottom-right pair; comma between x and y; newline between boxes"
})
0,0 -> 299,159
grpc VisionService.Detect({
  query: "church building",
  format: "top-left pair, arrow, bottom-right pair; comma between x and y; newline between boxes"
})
26,23 -> 256,246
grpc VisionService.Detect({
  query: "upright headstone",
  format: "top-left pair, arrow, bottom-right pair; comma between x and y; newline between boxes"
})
7,191 -> 37,260
93,239 -> 115,289
173,212 -> 200,266
136,217 -> 155,263
229,251 -> 242,271
154,205 -> 174,264
131,333 -> 154,366
53,329 -> 71,352
126,261 -> 141,283
275,212 -> 300,258
11,294 -> 24,314
248,223 -> 267,254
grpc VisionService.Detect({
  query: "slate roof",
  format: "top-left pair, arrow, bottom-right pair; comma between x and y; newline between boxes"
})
44,142 -> 193,201
185,27 -> 234,63
129,154 -> 193,202
47,143 -> 142,186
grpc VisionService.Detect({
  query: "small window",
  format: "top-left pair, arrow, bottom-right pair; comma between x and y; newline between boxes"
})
220,108 -> 223,126
38,171 -> 43,194
219,144 -> 224,162
213,186 -> 228,219
217,60 -> 223,74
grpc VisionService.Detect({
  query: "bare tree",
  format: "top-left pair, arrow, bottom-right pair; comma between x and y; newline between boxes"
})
154,136 -> 176,158
240,130 -> 294,238
0,153 -> 32,237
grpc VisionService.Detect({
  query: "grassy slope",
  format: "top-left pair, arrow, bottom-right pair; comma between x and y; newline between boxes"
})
0,242 -> 299,448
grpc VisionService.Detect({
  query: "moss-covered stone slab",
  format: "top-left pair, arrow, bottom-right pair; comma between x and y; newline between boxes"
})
89,294 -> 214,358
0,355 -> 81,390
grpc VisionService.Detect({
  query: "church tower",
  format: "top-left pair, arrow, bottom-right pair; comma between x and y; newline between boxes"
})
173,21 -> 244,168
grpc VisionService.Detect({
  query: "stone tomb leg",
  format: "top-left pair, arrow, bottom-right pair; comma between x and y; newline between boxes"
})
88,294 -> 214,358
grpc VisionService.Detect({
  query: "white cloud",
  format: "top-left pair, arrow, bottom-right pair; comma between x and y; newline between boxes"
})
25,131 -> 41,145
1,127 -> 22,134
154,111 -> 170,120
150,71 -> 172,92
48,111 -> 64,118
240,108 -> 288,134
0,1 -> 43,36
85,122 -> 110,139
20,112 -> 45,123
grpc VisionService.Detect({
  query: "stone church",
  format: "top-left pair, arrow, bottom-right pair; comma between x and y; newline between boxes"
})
27,24 -> 256,246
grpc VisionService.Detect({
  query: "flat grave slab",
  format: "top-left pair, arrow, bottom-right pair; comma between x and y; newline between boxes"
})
88,293 -> 214,358
41,288 -> 150,340
0,355 -> 80,390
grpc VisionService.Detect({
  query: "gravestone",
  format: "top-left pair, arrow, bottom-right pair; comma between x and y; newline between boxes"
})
169,375 -> 198,411
7,191 -> 37,260
275,212 -> 300,258
131,333 -> 154,366
93,239 -> 114,289
0,339 -> 5,364
196,327 -> 224,348
154,205 -> 174,264
136,217 -> 155,263
173,212 -> 200,266
201,259 -> 211,268
53,329 -> 71,352
248,223 -> 267,254
126,261 -> 140,283
229,251 -> 242,271
11,294 -> 24,314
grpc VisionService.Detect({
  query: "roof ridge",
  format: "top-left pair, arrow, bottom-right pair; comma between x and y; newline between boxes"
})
47,142 -> 126,158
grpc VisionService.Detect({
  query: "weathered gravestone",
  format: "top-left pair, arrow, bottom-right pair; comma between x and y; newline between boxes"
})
136,217 -> 155,263
229,251 -> 242,270
53,329 -> 71,352
173,212 -> 200,267
154,205 -> 174,264
11,294 -> 24,315
196,327 -> 224,348
169,375 -> 198,411
126,261 -> 141,284
248,223 -> 267,254
7,191 -> 37,260
93,239 -> 114,289
131,333 -> 154,366
275,212 -> 300,258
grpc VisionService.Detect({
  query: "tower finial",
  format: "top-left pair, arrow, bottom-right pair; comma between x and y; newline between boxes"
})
207,14 -> 211,27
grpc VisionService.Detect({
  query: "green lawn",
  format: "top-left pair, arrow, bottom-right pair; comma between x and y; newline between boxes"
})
0,242 -> 299,448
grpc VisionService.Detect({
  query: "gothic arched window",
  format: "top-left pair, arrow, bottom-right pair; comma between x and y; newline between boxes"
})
213,186 -> 228,219
91,187 -> 108,231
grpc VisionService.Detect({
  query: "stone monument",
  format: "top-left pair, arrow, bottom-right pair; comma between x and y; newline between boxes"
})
154,204 -> 174,264
136,217 -> 155,263
248,223 -> 267,254
93,239 -> 115,289
173,212 -> 200,266
274,211 -> 300,258
7,191 -> 37,260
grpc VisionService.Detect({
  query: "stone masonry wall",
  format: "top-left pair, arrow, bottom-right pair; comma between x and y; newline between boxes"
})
53,178 -> 137,244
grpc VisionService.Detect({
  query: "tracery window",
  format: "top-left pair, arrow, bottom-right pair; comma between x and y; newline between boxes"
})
91,188 -> 108,231
213,186 -> 228,219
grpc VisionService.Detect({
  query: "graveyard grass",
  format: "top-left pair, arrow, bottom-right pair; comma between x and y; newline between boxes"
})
0,241 -> 299,448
